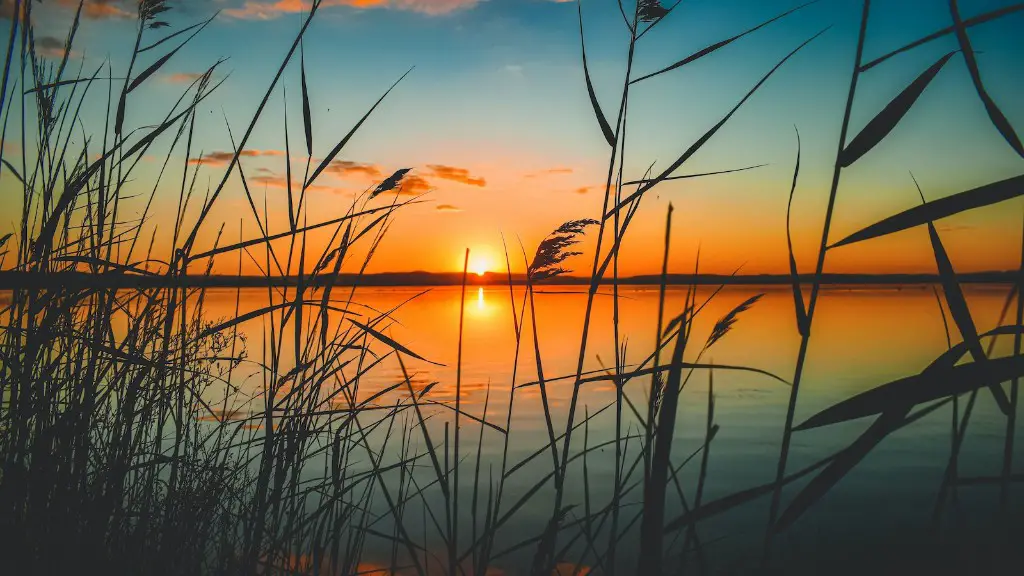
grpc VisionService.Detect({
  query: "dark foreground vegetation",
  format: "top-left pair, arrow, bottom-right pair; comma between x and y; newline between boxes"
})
1,1 -> 1022,574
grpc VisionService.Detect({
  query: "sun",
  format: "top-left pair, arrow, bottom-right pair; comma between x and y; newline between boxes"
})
469,254 -> 492,276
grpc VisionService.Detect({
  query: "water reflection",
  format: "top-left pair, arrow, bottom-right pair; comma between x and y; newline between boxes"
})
181,284 -> 1021,571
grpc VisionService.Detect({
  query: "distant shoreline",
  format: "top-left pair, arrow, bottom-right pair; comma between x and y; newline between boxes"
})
0,270 -> 1018,290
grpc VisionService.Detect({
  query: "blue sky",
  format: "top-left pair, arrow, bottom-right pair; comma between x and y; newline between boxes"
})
5,0 -> 1024,274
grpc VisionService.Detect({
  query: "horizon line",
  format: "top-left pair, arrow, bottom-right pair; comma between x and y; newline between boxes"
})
0,269 -> 1018,290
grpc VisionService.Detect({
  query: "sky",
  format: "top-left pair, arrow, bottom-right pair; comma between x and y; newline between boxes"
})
3,0 -> 1024,276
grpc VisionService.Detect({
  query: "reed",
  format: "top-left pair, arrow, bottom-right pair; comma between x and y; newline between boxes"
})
1,1 -> 1022,575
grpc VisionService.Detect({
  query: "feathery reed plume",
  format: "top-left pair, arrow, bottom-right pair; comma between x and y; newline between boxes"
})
372,168 -> 412,198
705,294 -> 763,350
638,0 -> 669,23
527,219 -> 598,283
140,0 -> 172,28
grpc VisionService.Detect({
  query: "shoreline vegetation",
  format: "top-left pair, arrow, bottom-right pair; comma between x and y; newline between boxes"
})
2,0 -> 1023,574
0,270 -> 1019,289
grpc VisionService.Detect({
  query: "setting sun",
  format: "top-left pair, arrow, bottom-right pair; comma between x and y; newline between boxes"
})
469,254 -> 493,276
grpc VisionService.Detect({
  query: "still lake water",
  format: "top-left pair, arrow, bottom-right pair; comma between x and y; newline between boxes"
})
187,283 -> 1023,572
21,283 -> 1003,572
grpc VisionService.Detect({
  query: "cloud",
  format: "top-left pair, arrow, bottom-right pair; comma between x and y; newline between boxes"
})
249,173 -> 336,194
574,185 -> 596,194
224,0 -> 480,20
78,0 -> 133,19
426,164 -> 485,187
36,36 -> 70,59
165,72 -> 206,84
435,204 -> 461,212
189,149 -> 285,166
324,160 -> 384,180
397,174 -> 432,195
1,0 -> 132,20
525,166 -> 573,178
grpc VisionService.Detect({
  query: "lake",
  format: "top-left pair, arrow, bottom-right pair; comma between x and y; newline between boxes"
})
178,283 -> 1021,574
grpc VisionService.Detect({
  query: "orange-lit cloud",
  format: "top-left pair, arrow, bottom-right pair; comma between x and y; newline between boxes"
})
426,164 -> 486,187
17,0 -> 134,20
189,149 -> 286,166
436,204 -> 461,212
249,173 -> 337,194
525,166 -> 574,178
397,173 -> 432,195
324,160 -> 384,180
76,0 -> 133,19
223,0 -> 481,20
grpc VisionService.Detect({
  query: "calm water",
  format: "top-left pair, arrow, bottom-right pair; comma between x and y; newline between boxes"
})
189,284 -> 1020,572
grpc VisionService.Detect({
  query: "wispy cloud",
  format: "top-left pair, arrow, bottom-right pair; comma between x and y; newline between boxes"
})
525,166 -> 573,178
13,0 -> 135,20
249,174 -> 336,194
324,160 -> 384,180
189,149 -> 286,166
435,204 -> 461,212
187,154 -> 477,197
223,0 -> 480,20
36,36 -> 71,59
398,174 -> 432,195
165,72 -> 206,84
426,164 -> 485,187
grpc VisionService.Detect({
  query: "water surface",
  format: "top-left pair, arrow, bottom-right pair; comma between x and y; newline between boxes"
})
187,283 -> 1021,572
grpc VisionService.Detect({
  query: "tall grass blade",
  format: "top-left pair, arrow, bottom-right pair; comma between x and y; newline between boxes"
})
305,69 -> 412,188
786,128 -> 807,335
776,394 -> 957,531
949,0 -> 1024,157
631,1 -> 818,84
920,184 -> 1011,414
830,174 -> 1024,248
577,1 -> 616,147
349,319 -> 444,367
300,41 -> 313,156
860,3 -> 1024,72
126,15 -> 214,94
614,28 -> 827,213
839,51 -> 955,167
796,350 -> 1024,430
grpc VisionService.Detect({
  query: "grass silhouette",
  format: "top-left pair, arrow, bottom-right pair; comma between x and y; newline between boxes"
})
1,1 -> 1023,575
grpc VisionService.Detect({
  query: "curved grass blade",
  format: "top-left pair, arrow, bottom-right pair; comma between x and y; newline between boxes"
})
631,1 -> 818,84
830,174 -> 1024,249
786,128 -> 807,336
1,158 -> 24,185
622,163 -> 765,187
795,351 -> 1024,431
860,4 -> 1024,72
665,452 -> 836,532
578,1 -> 615,147
919,177 -> 1011,414
776,397 -> 953,531
577,361 -> 790,388
305,68 -> 413,188
612,28 -> 827,214
300,40 -> 313,156
127,13 -> 216,94
349,318 -> 444,367
839,51 -> 955,167
949,0 -> 1024,157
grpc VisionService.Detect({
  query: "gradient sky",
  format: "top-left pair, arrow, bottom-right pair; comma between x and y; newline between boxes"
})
4,0 -> 1024,275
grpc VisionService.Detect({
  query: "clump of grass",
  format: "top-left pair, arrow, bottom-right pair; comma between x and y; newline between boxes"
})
2,1 -> 1022,575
